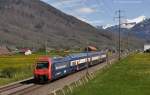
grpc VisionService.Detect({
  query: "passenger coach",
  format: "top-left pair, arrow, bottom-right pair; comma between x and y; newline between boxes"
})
33,52 -> 106,82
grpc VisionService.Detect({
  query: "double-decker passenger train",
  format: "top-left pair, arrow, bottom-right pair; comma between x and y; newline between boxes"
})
33,52 -> 107,82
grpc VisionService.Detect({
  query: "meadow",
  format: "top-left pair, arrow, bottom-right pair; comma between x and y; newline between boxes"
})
0,51 -> 70,86
69,53 -> 150,95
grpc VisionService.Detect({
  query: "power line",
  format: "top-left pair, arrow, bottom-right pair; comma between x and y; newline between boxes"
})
45,40 -> 47,55
101,0 -> 114,17
59,0 -> 91,28
114,10 -> 124,60
94,0 -> 113,20
80,0 -> 107,26
123,21 -> 136,51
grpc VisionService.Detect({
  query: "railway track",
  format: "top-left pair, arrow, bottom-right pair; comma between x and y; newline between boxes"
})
9,84 -> 43,95
0,83 -> 23,93
0,53 -> 128,95
0,78 -> 36,95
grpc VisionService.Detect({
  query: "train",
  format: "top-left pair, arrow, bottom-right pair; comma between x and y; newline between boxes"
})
33,52 -> 107,82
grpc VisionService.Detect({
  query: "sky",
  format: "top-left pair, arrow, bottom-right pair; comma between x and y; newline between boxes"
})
41,0 -> 150,26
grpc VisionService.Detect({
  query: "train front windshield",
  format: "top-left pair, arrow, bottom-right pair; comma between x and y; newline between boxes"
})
36,61 -> 49,69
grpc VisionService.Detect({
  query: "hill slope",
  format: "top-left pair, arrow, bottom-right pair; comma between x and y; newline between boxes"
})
0,0 -> 116,49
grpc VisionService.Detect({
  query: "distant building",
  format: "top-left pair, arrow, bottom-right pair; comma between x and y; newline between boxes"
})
20,48 -> 32,55
25,50 -> 32,55
144,44 -> 150,52
85,46 -> 97,51
0,46 -> 10,55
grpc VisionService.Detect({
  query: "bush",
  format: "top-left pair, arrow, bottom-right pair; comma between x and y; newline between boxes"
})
0,67 -> 17,78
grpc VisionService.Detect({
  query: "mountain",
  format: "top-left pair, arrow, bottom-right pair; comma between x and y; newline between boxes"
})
121,16 -> 146,29
131,18 -> 150,42
107,16 -> 146,30
0,0 -> 144,50
96,24 -> 113,30
0,0 -> 117,49
127,16 -> 146,24
106,16 -> 150,43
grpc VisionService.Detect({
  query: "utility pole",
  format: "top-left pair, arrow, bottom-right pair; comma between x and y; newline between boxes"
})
114,10 -> 124,60
86,42 -> 89,75
115,10 -> 136,58
123,22 -> 136,52
45,40 -> 47,55
118,10 -> 121,60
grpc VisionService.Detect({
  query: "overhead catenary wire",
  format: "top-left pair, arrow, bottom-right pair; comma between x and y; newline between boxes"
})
57,0 -> 113,26
80,0 -> 107,26
96,0 -> 114,17
114,10 -> 125,60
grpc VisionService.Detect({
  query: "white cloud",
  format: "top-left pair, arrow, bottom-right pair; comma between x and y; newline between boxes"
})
41,0 -> 50,2
87,20 -> 103,26
89,20 -> 103,24
41,0 -> 102,26
77,17 -> 89,22
113,0 -> 142,4
76,17 -> 102,26
76,7 -> 96,14
50,0 -> 82,8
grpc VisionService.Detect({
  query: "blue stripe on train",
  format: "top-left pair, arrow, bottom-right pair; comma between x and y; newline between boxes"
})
51,52 -> 105,80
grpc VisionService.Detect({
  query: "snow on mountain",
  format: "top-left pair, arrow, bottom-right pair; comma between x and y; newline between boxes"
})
121,16 -> 146,29
128,15 -> 146,23
102,24 -> 113,29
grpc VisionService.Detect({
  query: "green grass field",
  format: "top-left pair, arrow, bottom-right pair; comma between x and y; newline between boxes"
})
69,53 -> 150,95
0,51 -> 70,86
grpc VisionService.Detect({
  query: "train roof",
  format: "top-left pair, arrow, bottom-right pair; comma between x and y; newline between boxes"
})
51,51 -> 105,63
67,53 -> 87,58
52,53 -> 87,63
52,57 -> 64,63
64,52 -> 102,60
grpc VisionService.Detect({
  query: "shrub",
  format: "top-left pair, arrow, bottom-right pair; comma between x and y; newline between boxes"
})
0,67 -> 17,78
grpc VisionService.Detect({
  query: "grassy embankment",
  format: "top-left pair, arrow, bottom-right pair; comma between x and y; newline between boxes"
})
0,51 -> 70,86
69,53 -> 150,95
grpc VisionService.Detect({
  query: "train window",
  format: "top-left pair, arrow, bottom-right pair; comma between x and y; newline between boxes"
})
55,62 -> 67,70
92,56 -> 100,61
71,61 -> 76,66
79,59 -> 86,64
36,61 -> 49,69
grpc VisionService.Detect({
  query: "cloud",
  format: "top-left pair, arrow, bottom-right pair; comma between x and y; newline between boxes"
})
76,17 -> 103,26
76,7 -> 96,14
41,0 -> 50,2
41,0 -> 102,26
89,20 -> 103,24
50,0 -> 82,8
77,17 -> 89,22
113,0 -> 142,4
